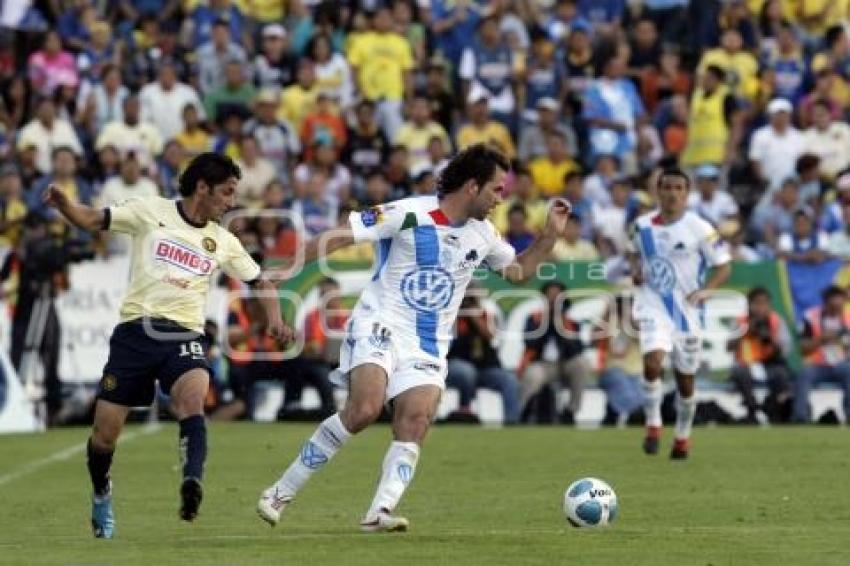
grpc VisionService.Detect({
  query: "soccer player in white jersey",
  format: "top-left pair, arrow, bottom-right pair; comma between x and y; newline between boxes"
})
43,153 -> 291,538
257,144 -> 571,532
628,167 -> 731,460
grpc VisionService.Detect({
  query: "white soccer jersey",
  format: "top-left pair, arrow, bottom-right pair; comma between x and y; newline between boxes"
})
630,210 -> 731,333
347,195 -> 517,360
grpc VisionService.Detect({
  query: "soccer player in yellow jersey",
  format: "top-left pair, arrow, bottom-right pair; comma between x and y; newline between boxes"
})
42,153 -> 291,538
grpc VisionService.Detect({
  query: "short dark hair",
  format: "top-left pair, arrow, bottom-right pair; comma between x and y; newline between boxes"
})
437,144 -> 510,195
508,203 -> 527,217
825,24 -> 845,49
823,285 -> 846,302
564,170 -> 582,184
179,152 -> 241,197
747,286 -> 770,303
51,145 -> 77,161
658,166 -> 690,189
541,280 -> 566,295
705,64 -> 726,82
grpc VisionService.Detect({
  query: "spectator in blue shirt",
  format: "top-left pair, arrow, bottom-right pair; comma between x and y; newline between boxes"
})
506,203 -> 535,253
583,43 -> 646,173
430,0 -> 487,68
191,0 -> 244,49
578,0 -> 625,28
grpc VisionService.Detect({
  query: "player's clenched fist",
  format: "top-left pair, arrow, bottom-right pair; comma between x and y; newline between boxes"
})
546,198 -> 572,237
267,319 -> 294,344
42,184 -> 70,209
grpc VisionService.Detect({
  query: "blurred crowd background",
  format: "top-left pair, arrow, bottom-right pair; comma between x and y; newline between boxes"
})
2,0 -> 850,429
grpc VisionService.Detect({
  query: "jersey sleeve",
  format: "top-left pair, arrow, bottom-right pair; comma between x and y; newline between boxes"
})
481,221 -> 517,271
106,197 -> 148,235
220,232 -> 262,283
698,221 -> 731,267
348,204 -> 406,243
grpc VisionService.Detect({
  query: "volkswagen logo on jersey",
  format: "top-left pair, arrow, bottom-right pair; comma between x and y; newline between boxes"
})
647,256 -> 676,293
400,267 -> 455,312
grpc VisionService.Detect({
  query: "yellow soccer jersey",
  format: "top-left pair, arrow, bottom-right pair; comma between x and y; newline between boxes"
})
105,196 -> 261,332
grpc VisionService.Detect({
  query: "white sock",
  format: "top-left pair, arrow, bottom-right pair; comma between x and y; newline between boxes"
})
273,413 -> 352,497
366,441 -> 420,518
643,379 -> 663,428
674,393 -> 697,441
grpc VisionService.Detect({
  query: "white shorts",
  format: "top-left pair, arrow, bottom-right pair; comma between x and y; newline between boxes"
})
330,316 -> 447,401
636,309 -> 702,375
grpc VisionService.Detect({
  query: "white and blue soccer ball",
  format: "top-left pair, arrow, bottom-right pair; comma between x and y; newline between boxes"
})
564,477 -> 618,528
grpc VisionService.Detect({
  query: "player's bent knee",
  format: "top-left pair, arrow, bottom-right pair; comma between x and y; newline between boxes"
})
172,393 -> 206,419
643,355 -> 665,380
91,422 -> 120,451
341,402 -> 382,433
395,412 -> 432,443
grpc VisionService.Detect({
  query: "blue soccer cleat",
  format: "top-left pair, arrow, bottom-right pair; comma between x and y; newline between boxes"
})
91,482 -> 115,539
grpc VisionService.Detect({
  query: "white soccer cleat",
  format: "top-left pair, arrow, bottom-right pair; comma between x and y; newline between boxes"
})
360,509 -> 409,533
256,487 -> 292,527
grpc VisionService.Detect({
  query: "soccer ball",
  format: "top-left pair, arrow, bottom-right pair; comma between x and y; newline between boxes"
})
563,477 -> 618,528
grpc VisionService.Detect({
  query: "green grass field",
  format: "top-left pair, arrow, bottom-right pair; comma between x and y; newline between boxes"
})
1,423 -> 849,565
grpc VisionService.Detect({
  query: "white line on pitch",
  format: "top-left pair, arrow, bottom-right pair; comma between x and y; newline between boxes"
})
0,423 -> 162,488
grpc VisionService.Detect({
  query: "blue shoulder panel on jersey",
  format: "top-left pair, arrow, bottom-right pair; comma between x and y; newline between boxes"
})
638,225 -> 689,332
412,225 -> 440,356
372,238 -> 393,282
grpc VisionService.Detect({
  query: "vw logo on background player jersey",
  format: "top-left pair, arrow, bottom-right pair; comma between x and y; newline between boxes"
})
400,267 -> 455,312
647,256 -> 676,293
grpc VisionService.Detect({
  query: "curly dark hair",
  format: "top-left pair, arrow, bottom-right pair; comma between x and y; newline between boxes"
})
437,144 -> 510,195
179,152 -> 242,197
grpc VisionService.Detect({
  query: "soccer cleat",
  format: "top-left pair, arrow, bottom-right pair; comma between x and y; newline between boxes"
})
642,426 -> 661,455
360,509 -> 409,533
179,477 -> 203,521
256,487 -> 293,527
91,482 -> 115,539
670,438 -> 690,460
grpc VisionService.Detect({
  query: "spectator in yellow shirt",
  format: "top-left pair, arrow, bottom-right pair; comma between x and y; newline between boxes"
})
347,7 -> 414,140
278,59 -> 320,132
529,133 -> 580,197
698,28 -> 759,101
237,0 -> 286,25
394,95 -> 451,171
456,91 -> 516,160
490,165 -> 548,235
175,104 -> 211,165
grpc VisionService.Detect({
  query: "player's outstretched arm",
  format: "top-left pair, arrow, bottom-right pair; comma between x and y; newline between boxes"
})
501,199 -> 570,284
250,277 -> 295,342
267,226 -> 356,283
42,184 -> 105,232
302,226 -> 356,265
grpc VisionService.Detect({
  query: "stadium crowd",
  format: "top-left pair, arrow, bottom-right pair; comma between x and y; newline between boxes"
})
2,0 -> 850,427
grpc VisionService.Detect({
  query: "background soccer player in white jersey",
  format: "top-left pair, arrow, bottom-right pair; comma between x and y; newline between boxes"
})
257,144 -> 571,532
628,167 -> 731,460
43,153 -> 291,538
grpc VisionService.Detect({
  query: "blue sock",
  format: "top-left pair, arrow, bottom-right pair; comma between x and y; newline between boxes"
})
179,415 -> 207,481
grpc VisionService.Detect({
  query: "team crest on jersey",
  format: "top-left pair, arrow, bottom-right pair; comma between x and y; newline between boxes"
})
360,207 -> 383,227
101,374 -> 117,392
154,239 -> 215,276
647,256 -> 676,294
201,237 -> 217,253
401,267 -> 455,312
368,323 -> 392,350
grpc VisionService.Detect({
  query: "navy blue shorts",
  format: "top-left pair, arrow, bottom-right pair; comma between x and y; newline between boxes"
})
97,319 -> 210,407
